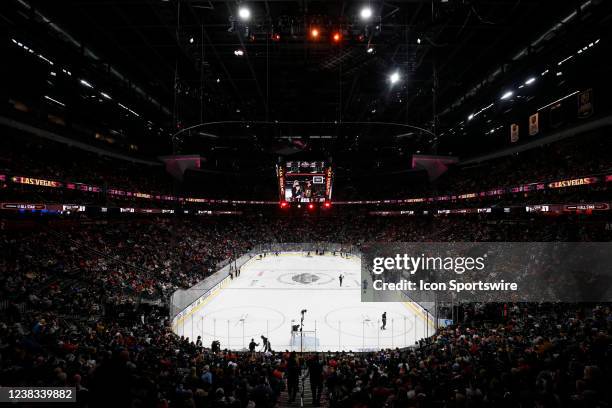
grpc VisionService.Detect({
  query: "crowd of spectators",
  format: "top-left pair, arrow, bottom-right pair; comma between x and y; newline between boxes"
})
0,130 -> 173,194
336,130 -> 612,201
1,214 -> 611,407
2,128 -> 612,207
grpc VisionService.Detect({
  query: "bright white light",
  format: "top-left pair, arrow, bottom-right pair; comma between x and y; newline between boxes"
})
216,78 -> 221,83
100,92 -> 112,100
557,55 -> 573,65
389,71 -> 400,84
367,47 -> 374,53
79,79 -> 93,88
556,71 -> 563,76
234,49 -> 244,56
537,90 -> 580,111
417,38 -> 421,44
500,91 -> 513,100
44,95 -> 65,107
525,77 -> 536,85
360,6 -> 373,20
467,114 -> 474,121
238,6 -> 251,21
189,37 -> 194,44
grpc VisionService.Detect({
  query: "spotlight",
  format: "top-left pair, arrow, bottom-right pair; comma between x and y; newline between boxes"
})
310,28 -> 320,39
234,49 -> 245,56
307,203 -> 315,210
238,6 -> 251,21
323,201 -> 331,209
389,71 -> 400,84
332,32 -> 342,43
79,79 -> 94,89
272,33 -> 281,41
280,201 -> 289,209
189,37 -> 194,44
500,91 -> 513,100
417,38 -> 421,44
367,47 -> 374,54
360,6 -> 373,20
524,77 -> 536,85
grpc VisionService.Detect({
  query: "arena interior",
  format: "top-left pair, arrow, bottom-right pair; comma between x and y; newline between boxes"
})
1,0 -> 612,407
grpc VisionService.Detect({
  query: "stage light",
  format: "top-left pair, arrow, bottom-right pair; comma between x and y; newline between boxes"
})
367,47 -> 374,53
360,6 -> 373,20
189,37 -> 194,44
272,33 -> 281,41
388,71 -> 400,85
417,37 -> 421,44
323,201 -> 331,209
234,49 -> 245,56
310,28 -> 320,39
79,79 -> 93,89
500,91 -> 513,100
332,32 -> 342,42
307,203 -> 315,210
524,77 -> 536,85
238,6 -> 251,21
280,201 -> 289,209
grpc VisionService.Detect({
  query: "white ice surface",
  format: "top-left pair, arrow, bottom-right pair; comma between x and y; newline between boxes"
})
174,253 -> 432,352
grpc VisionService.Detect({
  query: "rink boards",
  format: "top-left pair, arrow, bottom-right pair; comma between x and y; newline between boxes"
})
172,252 -> 434,352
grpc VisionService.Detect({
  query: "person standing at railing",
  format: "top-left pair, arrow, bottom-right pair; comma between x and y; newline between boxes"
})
286,351 -> 300,403
307,353 -> 323,406
249,338 -> 259,352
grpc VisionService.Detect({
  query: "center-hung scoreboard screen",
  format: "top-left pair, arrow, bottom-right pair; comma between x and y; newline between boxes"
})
277,161 -> 333,203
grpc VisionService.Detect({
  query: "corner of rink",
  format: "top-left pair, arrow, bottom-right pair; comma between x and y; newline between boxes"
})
173,251 -> 434,352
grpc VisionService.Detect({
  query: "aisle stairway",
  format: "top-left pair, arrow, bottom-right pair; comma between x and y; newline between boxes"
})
276,370 -> 329,408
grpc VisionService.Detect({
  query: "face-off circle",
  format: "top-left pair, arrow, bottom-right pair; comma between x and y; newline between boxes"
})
276,271 -> 335,285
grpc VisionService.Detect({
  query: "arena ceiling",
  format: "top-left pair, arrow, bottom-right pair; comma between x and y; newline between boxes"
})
3,0 -> 612,168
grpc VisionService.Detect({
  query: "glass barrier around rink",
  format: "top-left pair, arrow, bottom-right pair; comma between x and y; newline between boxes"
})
169,243 -> 437,351
169,243 -> 361,321
172,315 -> 434,352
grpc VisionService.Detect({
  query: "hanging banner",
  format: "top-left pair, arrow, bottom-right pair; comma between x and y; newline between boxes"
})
577,88 -> 594,118
510,123 -> 519,143
529,112 -> 539,136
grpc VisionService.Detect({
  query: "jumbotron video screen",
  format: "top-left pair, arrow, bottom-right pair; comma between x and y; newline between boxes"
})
277,161 -> 333,203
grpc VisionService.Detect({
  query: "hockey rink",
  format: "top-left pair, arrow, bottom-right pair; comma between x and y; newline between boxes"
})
174,253 -> 433,351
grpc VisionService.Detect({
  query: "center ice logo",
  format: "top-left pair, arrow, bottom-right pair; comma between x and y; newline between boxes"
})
292,273 -> 320,284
